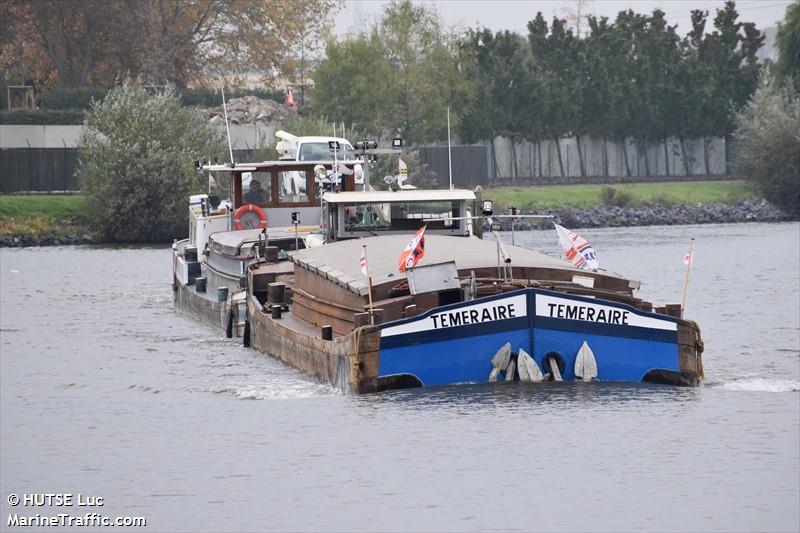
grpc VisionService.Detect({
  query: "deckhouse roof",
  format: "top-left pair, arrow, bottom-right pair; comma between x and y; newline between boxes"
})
289,234 -> 598,297
322,189 -> 476,204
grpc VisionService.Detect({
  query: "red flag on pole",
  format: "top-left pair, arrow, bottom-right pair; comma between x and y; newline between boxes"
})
398,226 -> 426,271
285,88 -> 296,110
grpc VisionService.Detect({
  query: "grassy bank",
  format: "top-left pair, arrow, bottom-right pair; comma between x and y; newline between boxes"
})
0,180 -> 762,241
0,195 -> 90,238
484,180 -> 758,211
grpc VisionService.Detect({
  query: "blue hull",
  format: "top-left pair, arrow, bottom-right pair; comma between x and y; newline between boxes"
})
377,289 -> 683,387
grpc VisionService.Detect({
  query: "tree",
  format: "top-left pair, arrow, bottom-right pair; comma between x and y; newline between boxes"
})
733,74 -> 800,216
1,0 -> 128,89
79,81 -> 224,242
309,33 -> 396,134
0,0 -> 341,89
527,14 -> 583,177
774,0 -> 800,92
311,0 -> 470,143
460,28 -> 534,179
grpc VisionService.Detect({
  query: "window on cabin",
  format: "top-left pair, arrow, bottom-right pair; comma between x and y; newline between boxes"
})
278,171 -> 309,204
389,201 -> 461,230
342,201 -> 461,232
298,142 -> 355,161
241,171 -> 272,206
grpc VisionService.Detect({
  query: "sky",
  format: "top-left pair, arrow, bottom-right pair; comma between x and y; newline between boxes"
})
334,0 -> 793,37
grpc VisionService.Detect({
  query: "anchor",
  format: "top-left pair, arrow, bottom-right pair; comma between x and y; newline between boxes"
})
488,342 -> 512,382
517,348 -> 544,382
574,341 -> 598,381
547,356 -> 563,381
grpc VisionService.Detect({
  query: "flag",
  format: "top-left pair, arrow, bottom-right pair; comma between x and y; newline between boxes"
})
360,247 -> 369,276
398,226 -> 426,272
554,223 -> 599,270
683,246 -> 693,266
397,158 -> 409,188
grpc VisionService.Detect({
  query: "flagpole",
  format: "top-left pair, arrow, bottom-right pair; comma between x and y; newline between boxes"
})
363,244 -> 374,321
680,238 -> 695,317
447,107 -> 453,190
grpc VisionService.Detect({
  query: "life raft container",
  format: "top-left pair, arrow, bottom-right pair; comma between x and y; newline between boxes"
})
233,204 -> 268,230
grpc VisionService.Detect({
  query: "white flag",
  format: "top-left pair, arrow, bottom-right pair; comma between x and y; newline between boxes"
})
397,158 -> 409,188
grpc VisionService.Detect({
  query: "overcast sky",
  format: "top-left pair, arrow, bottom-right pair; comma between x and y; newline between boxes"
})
335,0 -> 793,37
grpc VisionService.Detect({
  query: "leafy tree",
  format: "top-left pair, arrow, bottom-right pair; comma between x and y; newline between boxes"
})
733,73 -> 800,216
312,0 -> 470,143
376,0 -> 469,142
78,80 -> 224,242
0,0 -> 340,89
527,14 -> 583,177
1,0 -> 128,89
774,0 -> 800,92
460,28 -> 534,179
689,3 -> 764,140
309,33 -> 396,134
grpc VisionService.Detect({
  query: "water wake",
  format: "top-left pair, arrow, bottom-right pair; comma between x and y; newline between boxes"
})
718,378 -> 800,393
210,383 -> 337,401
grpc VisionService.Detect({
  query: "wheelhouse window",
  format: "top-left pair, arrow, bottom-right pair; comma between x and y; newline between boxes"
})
342,201 -> 461,232
242,171 -> 272,206
278,170 -> 309,204
298,142 -> 356,161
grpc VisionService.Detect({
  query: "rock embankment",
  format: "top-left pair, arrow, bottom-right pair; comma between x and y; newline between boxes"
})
493,200 -> 791,231
207,96 -> 289,126
0,233 -> 97,247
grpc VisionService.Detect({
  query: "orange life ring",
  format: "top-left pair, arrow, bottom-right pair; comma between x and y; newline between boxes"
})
234,204 -> 268,230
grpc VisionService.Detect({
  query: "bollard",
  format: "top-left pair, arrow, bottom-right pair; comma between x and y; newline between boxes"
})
265,246 -> 280,263
195,277 -> 207,292
217,287 -> 229,302
268,282 -> 286,304
321,325 -> 333,340
353,312 -> 371,328
184,246 -> 198,262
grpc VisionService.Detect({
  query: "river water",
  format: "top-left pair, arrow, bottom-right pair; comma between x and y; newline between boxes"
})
1,222 -> 798,532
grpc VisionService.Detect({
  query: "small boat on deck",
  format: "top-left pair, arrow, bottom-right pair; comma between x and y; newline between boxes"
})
242,189 -> 704,393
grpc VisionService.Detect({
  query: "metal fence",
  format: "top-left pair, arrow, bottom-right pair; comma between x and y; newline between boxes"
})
0,148 -> 259,193
1,148 -> 79,193
1,135 -> 733,193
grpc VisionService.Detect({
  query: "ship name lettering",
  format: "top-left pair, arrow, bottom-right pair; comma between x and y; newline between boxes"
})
431,303 -> 516,329
546,303 -> 629,325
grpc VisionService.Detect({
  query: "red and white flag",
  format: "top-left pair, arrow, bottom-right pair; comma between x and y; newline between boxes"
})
683,246 -> 694,266
554,223 -> 599,270
285,88 -> 297,109
398,226 -> 426,272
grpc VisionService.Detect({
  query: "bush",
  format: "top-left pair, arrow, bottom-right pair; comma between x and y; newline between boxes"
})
0,109 -> 85,124
733,75 -> 800,217
600,186 -> 632,207
40,87 -> 110,110
78,80 -> 225,243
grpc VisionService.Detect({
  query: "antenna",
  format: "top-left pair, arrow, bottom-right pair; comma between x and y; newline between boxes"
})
221,85 -> 234,165
332,123 -> 338,171
447,107 -> 453,190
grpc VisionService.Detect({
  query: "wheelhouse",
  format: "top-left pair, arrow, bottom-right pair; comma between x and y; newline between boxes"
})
321,189 -> 476,241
